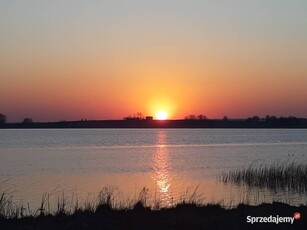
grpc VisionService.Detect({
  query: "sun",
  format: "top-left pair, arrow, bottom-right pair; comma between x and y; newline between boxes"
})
156,110 -> 168,120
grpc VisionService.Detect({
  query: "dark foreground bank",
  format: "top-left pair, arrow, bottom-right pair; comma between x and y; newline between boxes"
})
1,202 -> 306,230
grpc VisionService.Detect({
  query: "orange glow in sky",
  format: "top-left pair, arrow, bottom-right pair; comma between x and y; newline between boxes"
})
1,1 -> 307,122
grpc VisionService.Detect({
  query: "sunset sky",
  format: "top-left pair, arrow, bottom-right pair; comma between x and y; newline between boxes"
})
1,1 -> 307,122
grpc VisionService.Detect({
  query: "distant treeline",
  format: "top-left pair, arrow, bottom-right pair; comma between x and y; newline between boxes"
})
1,116 -> 307,129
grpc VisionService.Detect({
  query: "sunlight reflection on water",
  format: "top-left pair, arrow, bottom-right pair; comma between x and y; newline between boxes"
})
152,130 -> 173,205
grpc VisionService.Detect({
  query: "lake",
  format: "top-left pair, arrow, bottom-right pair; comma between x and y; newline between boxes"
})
0,129 -> 307,209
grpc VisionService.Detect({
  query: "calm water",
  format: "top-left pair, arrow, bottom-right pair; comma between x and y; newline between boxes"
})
1,129 -> 307,208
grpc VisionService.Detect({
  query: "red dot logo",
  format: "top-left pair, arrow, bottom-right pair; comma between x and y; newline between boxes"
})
294,212 -> 301,220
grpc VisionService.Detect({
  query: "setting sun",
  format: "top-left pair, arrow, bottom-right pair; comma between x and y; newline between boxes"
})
156,111 -> 168,120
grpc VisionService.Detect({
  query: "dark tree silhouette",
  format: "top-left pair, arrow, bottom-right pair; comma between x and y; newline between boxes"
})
247,115 -> 260,122
0,113 -> 6,126
197,115 -> 207,120
136,112 -> 144,120
124,112 -> 144,120
22,118 -> 33,124
185,115 -> 197,120
265,115 -> 277,121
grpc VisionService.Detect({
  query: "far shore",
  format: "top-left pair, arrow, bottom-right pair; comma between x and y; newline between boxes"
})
1,116 -> 307,129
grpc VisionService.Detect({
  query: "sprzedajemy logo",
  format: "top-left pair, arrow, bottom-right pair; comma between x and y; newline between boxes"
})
247,212 -> 301,225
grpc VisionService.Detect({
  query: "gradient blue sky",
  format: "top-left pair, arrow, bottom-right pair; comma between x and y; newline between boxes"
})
1,1 -> 307,122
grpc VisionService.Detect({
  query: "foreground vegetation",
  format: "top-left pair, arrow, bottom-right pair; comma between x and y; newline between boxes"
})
220,162 -> 307,193
0,187 -> 306,229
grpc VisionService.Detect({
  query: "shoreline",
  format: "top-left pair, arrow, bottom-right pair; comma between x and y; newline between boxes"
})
1,118 -> 307,129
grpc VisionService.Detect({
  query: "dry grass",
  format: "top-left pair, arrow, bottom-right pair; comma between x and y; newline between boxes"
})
0,185 -> 210,219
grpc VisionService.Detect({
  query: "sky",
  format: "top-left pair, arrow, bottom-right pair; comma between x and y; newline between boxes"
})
0,0 -> 307,122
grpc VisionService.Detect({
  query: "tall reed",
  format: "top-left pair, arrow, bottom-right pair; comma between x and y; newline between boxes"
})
220,162 -> 307,193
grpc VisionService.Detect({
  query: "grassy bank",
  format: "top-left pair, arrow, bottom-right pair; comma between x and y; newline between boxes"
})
0,201 -> 306,229
0,187 -> 306,229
